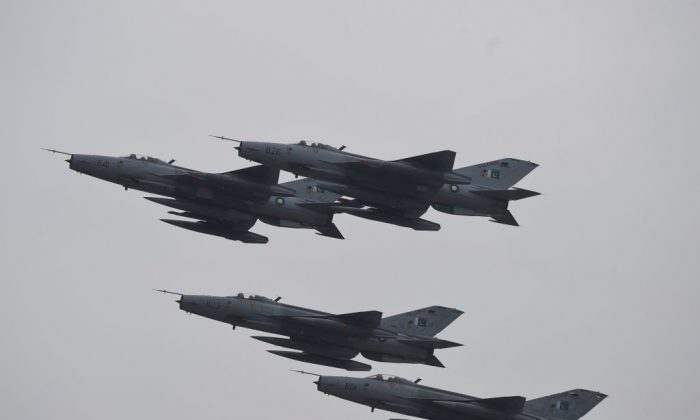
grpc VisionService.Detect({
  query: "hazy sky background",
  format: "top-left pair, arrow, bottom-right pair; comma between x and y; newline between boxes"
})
1,1 -> 698,419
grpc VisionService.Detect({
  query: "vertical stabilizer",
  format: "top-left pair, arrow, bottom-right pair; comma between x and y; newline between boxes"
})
454,158 -> 538,189
524,389 -> 607,420
380,306 -> 463,337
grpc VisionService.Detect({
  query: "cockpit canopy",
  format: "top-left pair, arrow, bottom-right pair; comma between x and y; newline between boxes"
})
229,293 -> 272,301
296,140 -> 337,150
366,374 -> 411,383
122,154 -> 169,164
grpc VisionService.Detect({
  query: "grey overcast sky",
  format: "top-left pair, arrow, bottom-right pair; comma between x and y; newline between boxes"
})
1,1 -> 698,419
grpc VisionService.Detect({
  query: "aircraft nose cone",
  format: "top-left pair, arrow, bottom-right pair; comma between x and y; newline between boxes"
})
68,154 -> 93,173
316,376 -> 328,392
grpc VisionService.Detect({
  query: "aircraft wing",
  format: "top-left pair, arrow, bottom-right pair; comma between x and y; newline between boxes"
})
318,150 -> 467,189
309,182 -> 438,226
336,204 -> 441,232
144,197 -> 268,243
252,336 -> 370,371
159,165 -> 296,197
160,218 -> 268,243
268,351 -> 371,371
286,310 -> 384,329
402,395 -> 526,413
332,310 -> 383,328
394,150 -> 456,172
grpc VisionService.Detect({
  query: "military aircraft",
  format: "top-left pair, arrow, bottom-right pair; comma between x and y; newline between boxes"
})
156,290 -> 464,371
214,136 -> 539,228
301,372 -> 607,420
43,149 -> 344,243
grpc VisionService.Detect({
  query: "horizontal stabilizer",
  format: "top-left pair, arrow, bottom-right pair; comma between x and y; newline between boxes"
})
425,355 -> 445,368
489,210 -> 519,226
397,338 -> 463,349
333,310 -> 383,328
316,223 -> 345,240
396,150 -> 456,171
268,351 -> 371,371
225,165 -> 280,184
472,188 -> 540,201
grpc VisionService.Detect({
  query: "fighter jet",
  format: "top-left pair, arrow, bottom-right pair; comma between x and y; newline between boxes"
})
156,290 -> 464,371
302,372 -> 607,420
43,149 -> 344,243
314,158 -> 540,228
214,136 -> 539,228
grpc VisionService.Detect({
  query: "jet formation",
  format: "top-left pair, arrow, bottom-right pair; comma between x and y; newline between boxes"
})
156,290 -> 463,371
44,137 -> 539,242
302,372 -> 607,420
44,141 -> 606,418
230,137 -> 540,229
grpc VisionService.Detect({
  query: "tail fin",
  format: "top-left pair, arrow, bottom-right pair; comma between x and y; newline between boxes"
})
380,306 -> 463,337
280,178 -> 341,203
454,158 -> 538,189
524,389 -> 607,420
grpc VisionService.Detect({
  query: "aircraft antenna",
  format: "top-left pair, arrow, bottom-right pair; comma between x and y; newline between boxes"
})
42,148 -> 72,156
290,369 -> 321,377
153,289 -> 183,296
209,134 -> 241,143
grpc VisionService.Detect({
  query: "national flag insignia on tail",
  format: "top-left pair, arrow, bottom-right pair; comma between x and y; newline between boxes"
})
480,169 -> 500,179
